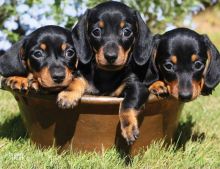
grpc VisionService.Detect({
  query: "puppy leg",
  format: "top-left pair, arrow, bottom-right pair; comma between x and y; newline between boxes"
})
110,83 -> 126,97
27,73 -> 40,91
119,82 -> 148,145
57,76 -> 88,109
5,73 -> 40,92
148,80 -> 169,97
5,76 -> 28,91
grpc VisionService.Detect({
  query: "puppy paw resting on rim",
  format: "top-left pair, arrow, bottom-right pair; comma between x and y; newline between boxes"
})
65,1 -> 157,145
148,28 -> 220,102
0,25 -> 85,108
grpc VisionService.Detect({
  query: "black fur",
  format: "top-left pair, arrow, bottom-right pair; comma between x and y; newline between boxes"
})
0,40 -> 27,77
201,35 -> 220,95
72,10 -> 92,64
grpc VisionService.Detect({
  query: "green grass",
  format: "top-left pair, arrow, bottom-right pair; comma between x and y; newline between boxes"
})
0,86 -> 220,168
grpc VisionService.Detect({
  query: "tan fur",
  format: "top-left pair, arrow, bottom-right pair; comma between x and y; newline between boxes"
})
167,80 -> 179,99
98,20 -> 104,28
40,43 -> 47,50
117,46 -> 131,65
33,66 -> 72,88
57,77 -> 88,108
191,54 -> 198,62
110,82 -> 126,97
170,55 -> 177,64
148,80 -> 168,95
5,76 -> 28,91
95,45 -> 131,70
203,51 -> 211,76
191,79 -> 203,100
120,21 -> 125,28
119,108 -> 138,140
95,47 -> 106,65
61,43 -> 67,51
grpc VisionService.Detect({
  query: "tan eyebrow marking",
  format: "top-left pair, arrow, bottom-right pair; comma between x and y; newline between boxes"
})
120,21 -> 125,28
170,55 -> 177,64
40,43 -> 46,50
191,54 -> 198,62
98,20 -> 104,28
61,43 -> 67,51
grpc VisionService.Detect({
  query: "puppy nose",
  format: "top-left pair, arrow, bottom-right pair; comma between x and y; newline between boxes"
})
104,52 -> 117,64
51,71 -> 65,83
178,91 -> 192,102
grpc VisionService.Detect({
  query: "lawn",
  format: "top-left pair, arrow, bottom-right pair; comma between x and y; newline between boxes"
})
0,7 -> 220,169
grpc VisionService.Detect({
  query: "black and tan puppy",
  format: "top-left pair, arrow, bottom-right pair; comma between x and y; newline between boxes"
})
148,28 -> 220,101
58,1 -> 156,144
0,25 -> 79,96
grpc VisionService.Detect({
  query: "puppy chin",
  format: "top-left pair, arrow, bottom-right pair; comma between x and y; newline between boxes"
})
96,62 -> 125,71
37,79 -> 68,92
43,86 -> 67,92
173,95 -> 198,102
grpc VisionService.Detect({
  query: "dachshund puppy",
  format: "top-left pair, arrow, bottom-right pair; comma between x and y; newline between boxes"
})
0,25 -> 79,97
148,28 -> 220,101
58,1 -> 156,144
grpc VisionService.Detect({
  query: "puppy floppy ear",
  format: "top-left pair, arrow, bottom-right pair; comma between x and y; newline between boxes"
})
133,11 -> 153,66
143,34 -> 161,86
0,38 -> 28,77
201,35 -> 220,95
0,50 -> 5,56
72,10 -> 92,64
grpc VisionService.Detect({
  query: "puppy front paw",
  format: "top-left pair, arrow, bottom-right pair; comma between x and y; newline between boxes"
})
57,91 -> 81,109
5,76 -> 28,91
120,109 -> 139,145
149,81 -> 169,97
28,79 -> 40,92
121,122 -> 139,145
57,77 -> 87,109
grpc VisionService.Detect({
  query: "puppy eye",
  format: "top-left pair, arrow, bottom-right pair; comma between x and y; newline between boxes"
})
32,50 -> 43,58
194,60 -> 204,70
122,28 -> 133,38
65,49 -> 75,58
91,28 -> 101,38
163,62 -> 174,72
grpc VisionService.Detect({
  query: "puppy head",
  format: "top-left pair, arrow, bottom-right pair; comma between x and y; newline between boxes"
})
154,28 -> 220,101
21,25 -> 77,90
72,1 -> 153,70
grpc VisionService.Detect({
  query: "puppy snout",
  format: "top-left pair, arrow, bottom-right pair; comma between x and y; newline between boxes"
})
51,68 -> 65,84
104,42 -> 118,64
178,91 -> 192,102
104,52 -> 117,64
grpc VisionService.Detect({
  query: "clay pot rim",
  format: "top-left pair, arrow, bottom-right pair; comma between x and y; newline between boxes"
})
4,89 -> 165,105
0,77 -> 165,105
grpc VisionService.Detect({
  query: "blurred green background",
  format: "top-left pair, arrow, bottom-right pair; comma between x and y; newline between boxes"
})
0,0 -> 218,47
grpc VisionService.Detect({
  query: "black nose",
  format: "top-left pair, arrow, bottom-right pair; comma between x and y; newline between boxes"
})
104,52 -> 117,64
51,71 -> 65,83
179,91 -> 192,102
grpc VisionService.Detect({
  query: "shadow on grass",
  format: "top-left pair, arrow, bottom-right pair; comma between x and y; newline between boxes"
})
0,113 -> 27,140
173,115 -> 205,150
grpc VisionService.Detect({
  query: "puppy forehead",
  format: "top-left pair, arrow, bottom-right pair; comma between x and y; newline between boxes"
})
38,33 -> 70,43
158,35 -> 205,62
90,6 -> 135,25
93,1 -> 134,16
30,33 -> 73,49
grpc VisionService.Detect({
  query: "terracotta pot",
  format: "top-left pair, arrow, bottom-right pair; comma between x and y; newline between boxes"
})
2,83 -> 183,155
